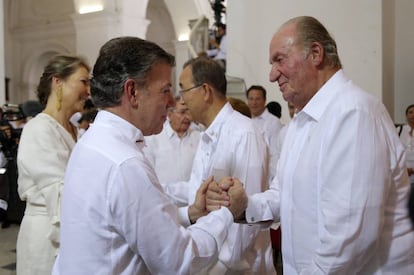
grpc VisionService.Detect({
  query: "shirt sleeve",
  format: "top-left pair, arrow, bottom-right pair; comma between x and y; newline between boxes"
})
246,175 -> 280,224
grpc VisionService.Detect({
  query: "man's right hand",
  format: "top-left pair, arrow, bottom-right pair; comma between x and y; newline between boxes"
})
206,177 -> 247,221
226,179 -> 247,221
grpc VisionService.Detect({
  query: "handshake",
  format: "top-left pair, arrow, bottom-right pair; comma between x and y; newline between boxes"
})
188,176 -> 248,224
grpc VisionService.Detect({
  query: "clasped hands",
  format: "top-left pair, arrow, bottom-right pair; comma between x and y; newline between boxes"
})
189,176 -> 247,224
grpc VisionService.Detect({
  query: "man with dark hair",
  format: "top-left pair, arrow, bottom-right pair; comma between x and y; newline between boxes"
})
54,37 -> 247,274
163,57 -> 276,274
210,16 -> 414,274
246,85 -> 283,181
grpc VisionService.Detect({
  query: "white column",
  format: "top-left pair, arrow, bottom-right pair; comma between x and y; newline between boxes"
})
118,15 -> 150,38
174,40 -> 190,95
0,0 -> 5,105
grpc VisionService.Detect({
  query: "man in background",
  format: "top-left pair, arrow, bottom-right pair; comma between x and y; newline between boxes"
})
247,85 -> 283,181
144,96 -> 200,187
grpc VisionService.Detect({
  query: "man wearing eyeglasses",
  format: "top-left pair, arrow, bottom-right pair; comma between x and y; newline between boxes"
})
162,57 -> 276,274
144,96 -> 200,192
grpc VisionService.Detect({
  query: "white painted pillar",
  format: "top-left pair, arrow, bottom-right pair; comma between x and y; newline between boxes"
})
0,0 -> 5,105
174,40 -> 191,95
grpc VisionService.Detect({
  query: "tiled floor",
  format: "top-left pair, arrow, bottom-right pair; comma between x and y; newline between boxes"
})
0,224 -> 18,275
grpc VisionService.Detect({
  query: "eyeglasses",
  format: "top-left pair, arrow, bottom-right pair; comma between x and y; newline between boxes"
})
178,84 -> 202,96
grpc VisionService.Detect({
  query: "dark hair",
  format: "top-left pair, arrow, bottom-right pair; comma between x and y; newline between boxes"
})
266,101 -> 282,118
90,37 -> 175,108
228,97 -> 251,118
216,23 -> 226,31
406,104 -> 414,115
37,55 -> 90,106
78,109 -> 98,124
183,57 -> 227,97
286,16 -> 342,69
246,85 -> 267,100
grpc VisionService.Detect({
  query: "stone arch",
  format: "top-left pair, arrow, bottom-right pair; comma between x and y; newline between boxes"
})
22,44 -> 72,101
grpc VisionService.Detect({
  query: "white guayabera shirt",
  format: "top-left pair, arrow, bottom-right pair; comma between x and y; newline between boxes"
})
144,120 -> 200,185
164,103 -> 276,274
247,70 -> 414,274
54,111 -> 233,275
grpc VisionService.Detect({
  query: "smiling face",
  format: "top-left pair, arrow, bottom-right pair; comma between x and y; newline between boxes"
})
136,62 -> 175,136
268,23 -> 317,110
61,65 -> 90,115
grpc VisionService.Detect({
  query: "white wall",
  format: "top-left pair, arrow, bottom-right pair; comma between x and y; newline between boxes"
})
394,0 -> 414,124
0,0 -> 4,105
227,0 -> 383,124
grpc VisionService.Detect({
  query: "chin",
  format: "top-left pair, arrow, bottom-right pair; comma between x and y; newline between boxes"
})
153,126 -> 164,135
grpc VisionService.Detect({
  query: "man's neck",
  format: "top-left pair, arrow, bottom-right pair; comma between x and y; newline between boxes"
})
203,100 -> 227,128
252,108 -> 266,118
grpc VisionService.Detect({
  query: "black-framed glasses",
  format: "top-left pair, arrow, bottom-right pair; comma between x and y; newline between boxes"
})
178,84 -> 203,96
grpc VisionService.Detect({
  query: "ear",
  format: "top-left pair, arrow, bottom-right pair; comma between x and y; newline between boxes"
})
202,83 -> 214,102
52,76 -> 62,88
124,79 -> 140,107
309,41 -> 324,66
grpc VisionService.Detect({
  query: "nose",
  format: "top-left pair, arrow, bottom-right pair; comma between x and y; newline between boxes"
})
269,64 -> 281,83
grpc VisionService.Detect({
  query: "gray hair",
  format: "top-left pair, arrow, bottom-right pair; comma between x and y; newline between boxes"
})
183,57 -> 227,97
285,16 -> 342,69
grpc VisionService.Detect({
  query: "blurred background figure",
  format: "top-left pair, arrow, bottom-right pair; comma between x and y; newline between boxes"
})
266,101 -> 282,119
207,22 -> 227,69
0,105 -> 26,229
399,104 -> 414,187
2,104 -> 27,135
144,96 -> 200,188
16,55 -> 90,275
246,85 -> 283,182
19,100 -> 44,121
77,108 -> 98,139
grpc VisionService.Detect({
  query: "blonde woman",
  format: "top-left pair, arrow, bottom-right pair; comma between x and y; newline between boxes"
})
16,55 -> 90,275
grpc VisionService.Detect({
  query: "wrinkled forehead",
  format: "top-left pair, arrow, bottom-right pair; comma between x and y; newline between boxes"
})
270,27 -> 296,51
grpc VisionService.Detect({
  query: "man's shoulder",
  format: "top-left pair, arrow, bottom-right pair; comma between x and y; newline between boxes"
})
222,112 -> 266,142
